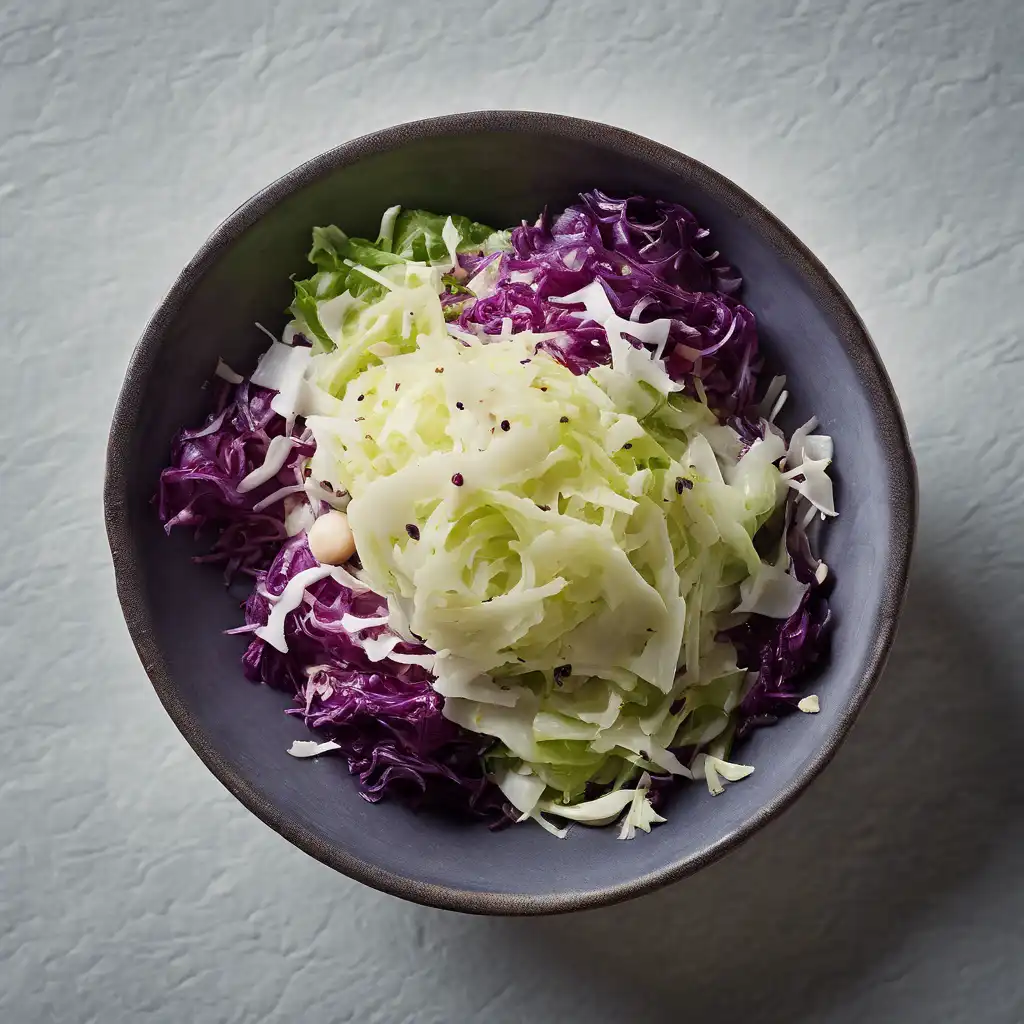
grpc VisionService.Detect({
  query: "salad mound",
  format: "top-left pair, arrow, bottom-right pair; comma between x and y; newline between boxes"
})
159,193 -> 835,837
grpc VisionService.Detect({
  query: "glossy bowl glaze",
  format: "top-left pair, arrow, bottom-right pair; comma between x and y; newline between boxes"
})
104,111 -> 916,915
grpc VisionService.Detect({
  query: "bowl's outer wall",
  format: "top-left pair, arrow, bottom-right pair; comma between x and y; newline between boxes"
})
107,113 -> 915,914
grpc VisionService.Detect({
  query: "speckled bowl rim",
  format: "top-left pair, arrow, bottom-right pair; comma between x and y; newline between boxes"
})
104,110 -> 917,916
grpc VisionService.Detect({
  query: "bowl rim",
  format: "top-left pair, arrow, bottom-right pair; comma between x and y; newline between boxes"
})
104,109 -> 917,916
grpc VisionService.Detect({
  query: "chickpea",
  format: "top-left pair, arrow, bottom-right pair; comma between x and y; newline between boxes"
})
307,510 -> 356,565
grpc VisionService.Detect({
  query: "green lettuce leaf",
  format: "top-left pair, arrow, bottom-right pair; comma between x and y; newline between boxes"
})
392,209 -> 508,262
288,208 -> 509,349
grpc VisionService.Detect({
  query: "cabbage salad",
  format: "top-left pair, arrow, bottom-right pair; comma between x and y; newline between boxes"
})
159,193 -> 835,838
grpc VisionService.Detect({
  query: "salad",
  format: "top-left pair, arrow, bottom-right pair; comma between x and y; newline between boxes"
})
159,191 -> 835,838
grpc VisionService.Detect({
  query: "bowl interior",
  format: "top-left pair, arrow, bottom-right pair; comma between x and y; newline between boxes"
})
107,114 -> 914,913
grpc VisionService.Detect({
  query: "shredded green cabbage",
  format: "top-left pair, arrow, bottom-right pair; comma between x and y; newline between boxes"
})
298,254 -> 795,819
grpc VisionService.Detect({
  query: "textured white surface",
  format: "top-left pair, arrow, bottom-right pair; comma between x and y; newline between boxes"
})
2,0 -> 1022,1021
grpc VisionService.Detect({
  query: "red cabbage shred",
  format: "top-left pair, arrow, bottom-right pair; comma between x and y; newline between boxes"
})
243,536 -> 506,818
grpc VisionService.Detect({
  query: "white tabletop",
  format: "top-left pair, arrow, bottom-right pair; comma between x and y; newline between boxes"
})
2,1 -> 1022,1021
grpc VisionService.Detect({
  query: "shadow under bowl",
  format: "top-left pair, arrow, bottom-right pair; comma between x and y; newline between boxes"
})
104,111 -> 916,915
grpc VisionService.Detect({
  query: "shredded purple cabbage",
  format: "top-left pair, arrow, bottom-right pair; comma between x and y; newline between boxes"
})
157,381 -> 312,579
157,190 -> 832,822
458,190 -> 759,415
728,516 -> 833,738
242,536 -> 507,818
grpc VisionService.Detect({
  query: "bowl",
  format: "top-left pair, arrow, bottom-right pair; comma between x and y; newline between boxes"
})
104,111 -> 916,915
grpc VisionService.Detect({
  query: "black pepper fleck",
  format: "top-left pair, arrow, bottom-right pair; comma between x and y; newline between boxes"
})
500,419 -> 510,432
622,443 -> 633,450
451,473 -> 464,486
357,394 -> 364,402
520,358 -> 531,364
455,401 -> 464,410
538,504 -> 550,512
559,416 -> 569,424
675,477 -> 693,493
394,383 -> 401,391
405,524 -> 420,540
553,664 -> 572,682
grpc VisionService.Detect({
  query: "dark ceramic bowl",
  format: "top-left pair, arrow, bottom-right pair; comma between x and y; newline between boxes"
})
105,111 -> 916,915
